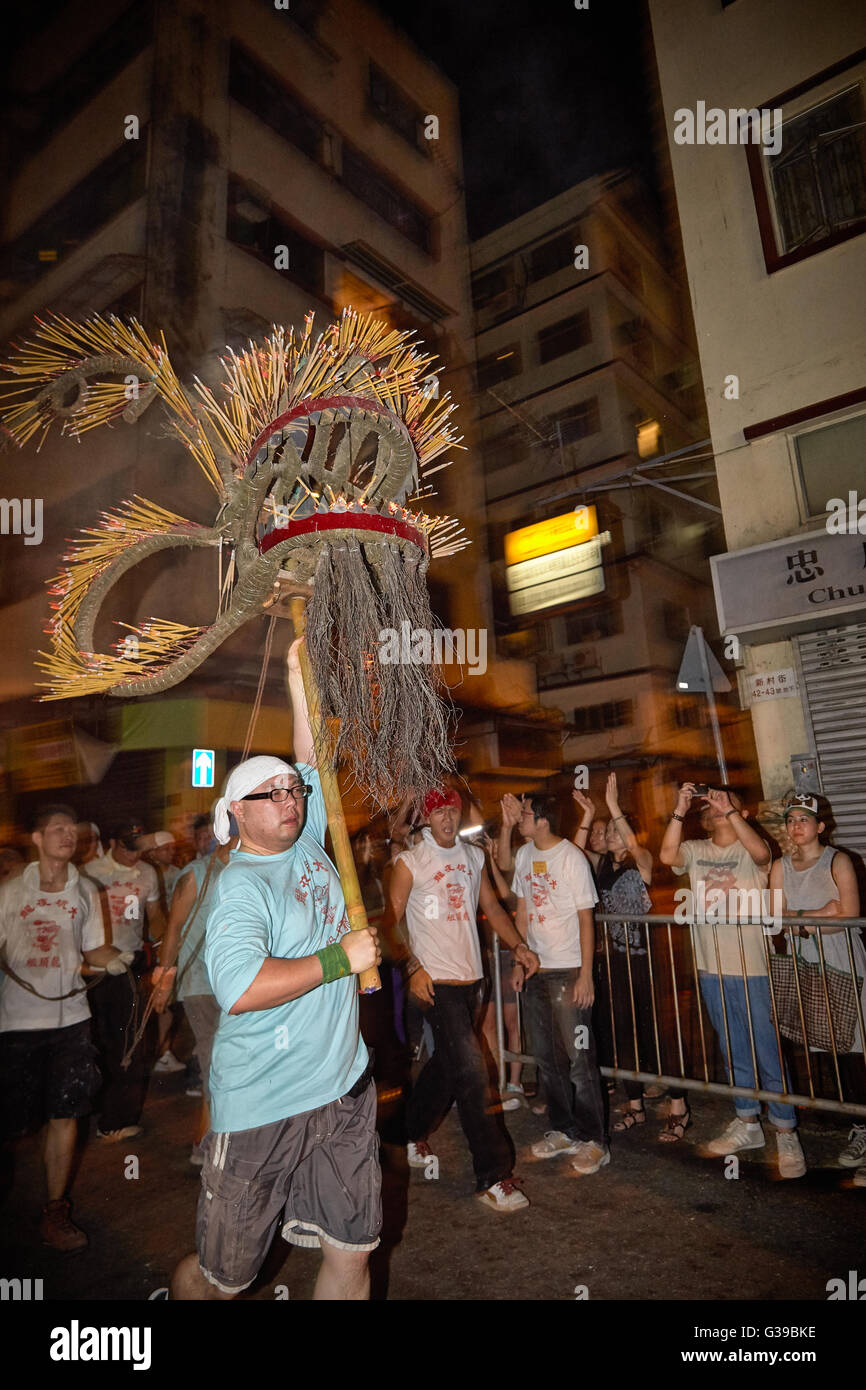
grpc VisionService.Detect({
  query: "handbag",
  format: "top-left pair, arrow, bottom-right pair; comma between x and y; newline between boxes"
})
769,937 -> 864,1053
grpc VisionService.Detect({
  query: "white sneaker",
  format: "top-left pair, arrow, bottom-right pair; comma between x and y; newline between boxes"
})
97,1125 -> 143,1142
775,1129 -> 806,1179
703,1118 -> 765,1157
838,1125 -> 866,1168
501,1084 -> 525,1112
852,1166 -> 866,1188
153,1050 -> 185,1074
531,1130 -> 581,1159
476,1178 -> 529,1212
407,1140 -> 435,1168
569,1140 -> 611,1175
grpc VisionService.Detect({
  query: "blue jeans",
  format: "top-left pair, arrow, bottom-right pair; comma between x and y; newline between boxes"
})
524,970 -> 606,1144
699,973 -> 796,1128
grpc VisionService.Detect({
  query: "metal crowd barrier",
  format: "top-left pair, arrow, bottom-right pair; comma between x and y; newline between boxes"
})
492,914 -> 866,1119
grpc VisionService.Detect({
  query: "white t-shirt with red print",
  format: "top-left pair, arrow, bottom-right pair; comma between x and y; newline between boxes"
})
397,829 -> 484,981
0,861 -> 107,1031
86,854 -> 160,954
512,838 -> 598,969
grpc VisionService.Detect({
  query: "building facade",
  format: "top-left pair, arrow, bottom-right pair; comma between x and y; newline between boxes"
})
0,0 -> 536,830
470,175 -> 750,827
650,0 -> 866,854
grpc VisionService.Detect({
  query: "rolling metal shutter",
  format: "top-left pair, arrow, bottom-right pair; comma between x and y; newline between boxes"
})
794,623 -> 866,857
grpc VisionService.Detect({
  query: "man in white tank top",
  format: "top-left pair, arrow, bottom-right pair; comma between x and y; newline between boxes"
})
387,788 -> 539,1213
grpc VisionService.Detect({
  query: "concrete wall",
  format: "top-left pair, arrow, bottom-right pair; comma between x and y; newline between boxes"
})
648,0 -> 866,798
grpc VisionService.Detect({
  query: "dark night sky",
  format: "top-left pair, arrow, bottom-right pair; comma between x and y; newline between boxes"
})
372,0 -> 656,238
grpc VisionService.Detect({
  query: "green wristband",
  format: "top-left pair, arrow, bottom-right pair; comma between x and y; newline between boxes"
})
317,942 -> 352,984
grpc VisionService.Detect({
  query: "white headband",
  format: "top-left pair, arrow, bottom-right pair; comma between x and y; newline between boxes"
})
213,756 -> 294,844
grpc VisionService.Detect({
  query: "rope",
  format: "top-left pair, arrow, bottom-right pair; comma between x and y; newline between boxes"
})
242,613 -> 277,761
0,948 -> 142,1072
120,850 -> 222,1068
0,947 -> 127,1000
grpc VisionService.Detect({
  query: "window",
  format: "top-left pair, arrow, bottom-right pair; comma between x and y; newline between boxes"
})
548,398 -> 600,444
12,2 -> 153,159
0,138 -> 147,287
748,58 -> 866,271
527,231 -> 576,283
229,43 -> 323,164
340,146 -> 432,253
226,178 -> 324,295
662,601 -> 690,643
564,604 -> 622,644
476,346 -> 521,392
537,310 -> 591,364
573,699 -> 634,734
673,698 -> 703,730
768,85 -> 866,255
793,412 -> 866,516
369,64 -> 426,152
483,428 -> 524,473
471,265 -> 512,310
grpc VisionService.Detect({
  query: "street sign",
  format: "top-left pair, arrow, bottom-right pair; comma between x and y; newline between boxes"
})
675,626 -> 730,781
192,748 -> 215,788
676,627 -> 731,694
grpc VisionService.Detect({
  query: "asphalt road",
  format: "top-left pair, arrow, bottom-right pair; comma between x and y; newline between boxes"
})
2,1054 -> 863,1305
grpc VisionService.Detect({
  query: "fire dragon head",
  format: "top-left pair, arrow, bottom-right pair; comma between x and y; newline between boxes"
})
0,308 -> 469,803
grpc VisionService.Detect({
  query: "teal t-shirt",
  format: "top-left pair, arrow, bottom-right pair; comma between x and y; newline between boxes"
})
175,856 -> 224,1000
204,764 -> 367,1133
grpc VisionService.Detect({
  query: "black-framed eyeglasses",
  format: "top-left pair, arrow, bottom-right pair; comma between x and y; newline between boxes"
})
242,784 -> 312,803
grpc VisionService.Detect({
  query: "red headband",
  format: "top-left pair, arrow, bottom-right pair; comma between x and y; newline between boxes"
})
423,788 -> 461,818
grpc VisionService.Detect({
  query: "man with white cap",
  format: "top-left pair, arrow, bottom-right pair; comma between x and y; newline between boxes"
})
386,787 -> 540,1213
170,637 -> 381,1300
143,831 -> 180,903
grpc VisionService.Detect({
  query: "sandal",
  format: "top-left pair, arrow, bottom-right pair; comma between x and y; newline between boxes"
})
612,1106 -> 646,1132
658,1108 -> 692,1143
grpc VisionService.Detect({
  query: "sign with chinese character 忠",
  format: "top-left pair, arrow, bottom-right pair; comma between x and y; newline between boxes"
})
711,528 -> 866,643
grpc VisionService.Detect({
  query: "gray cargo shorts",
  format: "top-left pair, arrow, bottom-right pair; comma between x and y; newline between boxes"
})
196,1075 -> 381,1294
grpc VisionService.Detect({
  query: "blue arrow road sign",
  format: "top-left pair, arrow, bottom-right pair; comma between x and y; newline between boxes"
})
192,749 -> 215,788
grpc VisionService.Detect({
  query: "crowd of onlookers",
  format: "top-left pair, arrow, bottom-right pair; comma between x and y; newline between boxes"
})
0,806 -> 220,1250
355,775 -> 866,1195
1,772 -> 864,1252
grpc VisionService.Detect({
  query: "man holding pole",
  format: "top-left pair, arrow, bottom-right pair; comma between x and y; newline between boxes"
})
170,637 -> 382,1299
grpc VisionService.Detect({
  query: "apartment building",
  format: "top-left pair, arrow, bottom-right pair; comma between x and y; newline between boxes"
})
470,175 -> 751,825
650,0 -> 866,854
0,0 -> 537,827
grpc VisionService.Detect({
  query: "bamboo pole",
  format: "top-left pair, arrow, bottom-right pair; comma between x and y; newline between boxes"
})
290,598 -> 381,994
